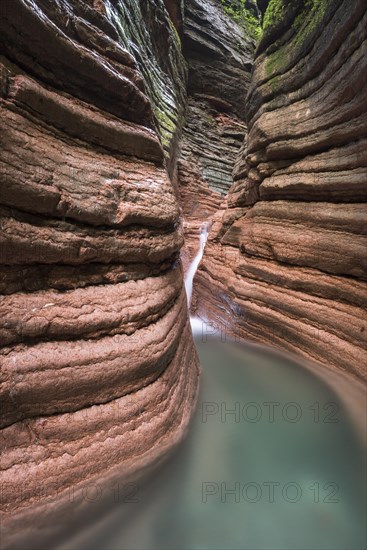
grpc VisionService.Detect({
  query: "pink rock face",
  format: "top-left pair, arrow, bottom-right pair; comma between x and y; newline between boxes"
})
193,0 -> 367,381
0,0 -> 199,545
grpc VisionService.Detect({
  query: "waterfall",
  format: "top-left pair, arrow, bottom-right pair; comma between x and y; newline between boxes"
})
184,223 -> 210,337
184,223 -> 209,307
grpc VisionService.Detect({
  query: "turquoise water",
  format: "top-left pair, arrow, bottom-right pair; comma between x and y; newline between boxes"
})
63,333 -> 366,550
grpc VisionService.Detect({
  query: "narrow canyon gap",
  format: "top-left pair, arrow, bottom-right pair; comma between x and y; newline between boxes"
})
0,0 -> 366,548
188,0 -> 367,381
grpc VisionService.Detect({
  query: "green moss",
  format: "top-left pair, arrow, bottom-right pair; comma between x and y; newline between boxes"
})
264,0 -> 331,79
292,0 -> 329,48
268,74 -> 281,92
107,1 -> 187,154
220,0 -> 263,42
155,108 -> 177,149
168,17 -> 181,49
265,44 -> 287,78
262,0 -> 287,30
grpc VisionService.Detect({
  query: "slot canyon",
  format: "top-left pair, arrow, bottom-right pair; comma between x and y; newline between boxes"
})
0,1 -> 366,548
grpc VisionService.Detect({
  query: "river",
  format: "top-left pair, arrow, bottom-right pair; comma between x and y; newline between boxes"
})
59,227 -> 366,550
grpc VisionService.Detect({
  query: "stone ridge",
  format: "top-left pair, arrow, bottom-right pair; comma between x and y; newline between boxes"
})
0,0 -> 199,546
193,0 -> 367,380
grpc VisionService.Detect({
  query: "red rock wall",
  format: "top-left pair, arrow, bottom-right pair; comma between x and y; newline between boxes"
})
0,0 -> 199,545
193,0 -> 367,380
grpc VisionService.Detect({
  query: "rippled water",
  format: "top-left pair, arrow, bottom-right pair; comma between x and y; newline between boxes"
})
61,331 -> 366,550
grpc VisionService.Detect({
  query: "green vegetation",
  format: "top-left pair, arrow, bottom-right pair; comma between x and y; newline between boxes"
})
220,0 -> 263,42
265,49 -> 285,79
168,17 -> 181,49
155,107 -> 178,150
264,0 -> 331,78
263,0 -> 329,34
292,0 -> 330,47
262,0 -> 288,30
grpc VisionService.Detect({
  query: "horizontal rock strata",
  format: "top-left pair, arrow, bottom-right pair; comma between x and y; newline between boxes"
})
0,0 -> 199,545
178,97 -> 247,269
193,0 -> 367,380
183,0 -> 254,118
178,0 -> 255,270
2,316 -> 199,548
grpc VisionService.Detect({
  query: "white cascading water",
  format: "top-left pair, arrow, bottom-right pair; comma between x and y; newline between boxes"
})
184,222 -> 209,306
184,222 -> 210,335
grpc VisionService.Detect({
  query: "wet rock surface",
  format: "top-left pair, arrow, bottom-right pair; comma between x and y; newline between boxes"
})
193,0 -> 367,381
104,0 -> 187,162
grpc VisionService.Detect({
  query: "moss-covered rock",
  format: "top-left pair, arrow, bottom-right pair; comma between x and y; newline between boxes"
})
219,0 -> 263,41
105,0 -> 187,161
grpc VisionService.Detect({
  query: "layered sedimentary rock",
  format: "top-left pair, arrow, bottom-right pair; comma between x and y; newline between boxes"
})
193,0 -> 367,380
178,96 -> 247,269
178,0 -> 255,270
0,0 -> 199,546
183,0 -> 254,118
105,0 -> 187,164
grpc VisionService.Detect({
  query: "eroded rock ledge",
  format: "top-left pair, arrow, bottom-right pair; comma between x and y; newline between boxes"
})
193,0 -> 367,380
0,0 -> 199,545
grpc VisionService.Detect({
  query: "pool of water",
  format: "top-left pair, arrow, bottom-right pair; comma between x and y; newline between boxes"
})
61,331 -> 366,550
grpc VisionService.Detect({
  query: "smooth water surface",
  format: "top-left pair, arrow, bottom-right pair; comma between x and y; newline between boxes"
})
61,333 -> 366,550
